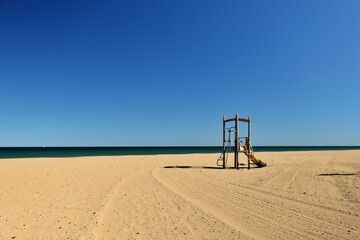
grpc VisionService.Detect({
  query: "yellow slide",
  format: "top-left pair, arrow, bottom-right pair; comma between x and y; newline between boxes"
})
240,145 -> 267,168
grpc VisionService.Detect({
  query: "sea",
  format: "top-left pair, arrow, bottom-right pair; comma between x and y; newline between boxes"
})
0,146 -> 359,159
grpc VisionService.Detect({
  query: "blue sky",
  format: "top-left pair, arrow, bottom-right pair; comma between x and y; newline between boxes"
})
0,0 -> 359,146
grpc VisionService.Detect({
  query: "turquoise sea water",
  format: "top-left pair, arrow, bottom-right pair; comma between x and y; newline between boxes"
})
0,146 -> 359,159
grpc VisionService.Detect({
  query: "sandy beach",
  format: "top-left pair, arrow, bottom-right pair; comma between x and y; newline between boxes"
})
0,150 -> 359,239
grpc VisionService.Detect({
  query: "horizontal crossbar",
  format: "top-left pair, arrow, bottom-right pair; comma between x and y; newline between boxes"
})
224,117 -> 250,123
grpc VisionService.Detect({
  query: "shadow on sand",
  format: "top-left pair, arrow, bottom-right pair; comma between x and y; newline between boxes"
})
164,166 -> 221,170
318,173 -> 357,177
163,164 -> 258,170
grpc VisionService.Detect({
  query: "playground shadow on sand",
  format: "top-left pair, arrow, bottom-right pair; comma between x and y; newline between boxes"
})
164,166 -> 221,170
163,164 -> 258,170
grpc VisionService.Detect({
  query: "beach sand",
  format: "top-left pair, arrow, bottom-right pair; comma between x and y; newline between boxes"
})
0,150 -> 359,239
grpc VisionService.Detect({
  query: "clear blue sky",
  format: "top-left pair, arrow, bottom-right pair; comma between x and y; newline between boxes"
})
1,0 -> 359,146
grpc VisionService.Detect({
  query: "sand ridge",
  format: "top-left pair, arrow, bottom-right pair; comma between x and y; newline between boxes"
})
0,151 -> 359,239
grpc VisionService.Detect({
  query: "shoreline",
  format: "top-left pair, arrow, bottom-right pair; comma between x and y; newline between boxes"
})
1,146 -> 359,159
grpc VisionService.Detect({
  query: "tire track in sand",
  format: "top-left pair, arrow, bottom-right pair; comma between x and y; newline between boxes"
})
80,169 -> 143,240
152,167 -> 359,240
88,165 -> 252,240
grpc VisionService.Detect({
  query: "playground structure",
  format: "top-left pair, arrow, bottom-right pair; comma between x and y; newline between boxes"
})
217,113 -> 267,170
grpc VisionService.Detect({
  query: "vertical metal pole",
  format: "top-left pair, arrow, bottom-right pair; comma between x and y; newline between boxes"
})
235,112 -> 239,169
223,115 -> 226,169
248,115 -> 251,170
